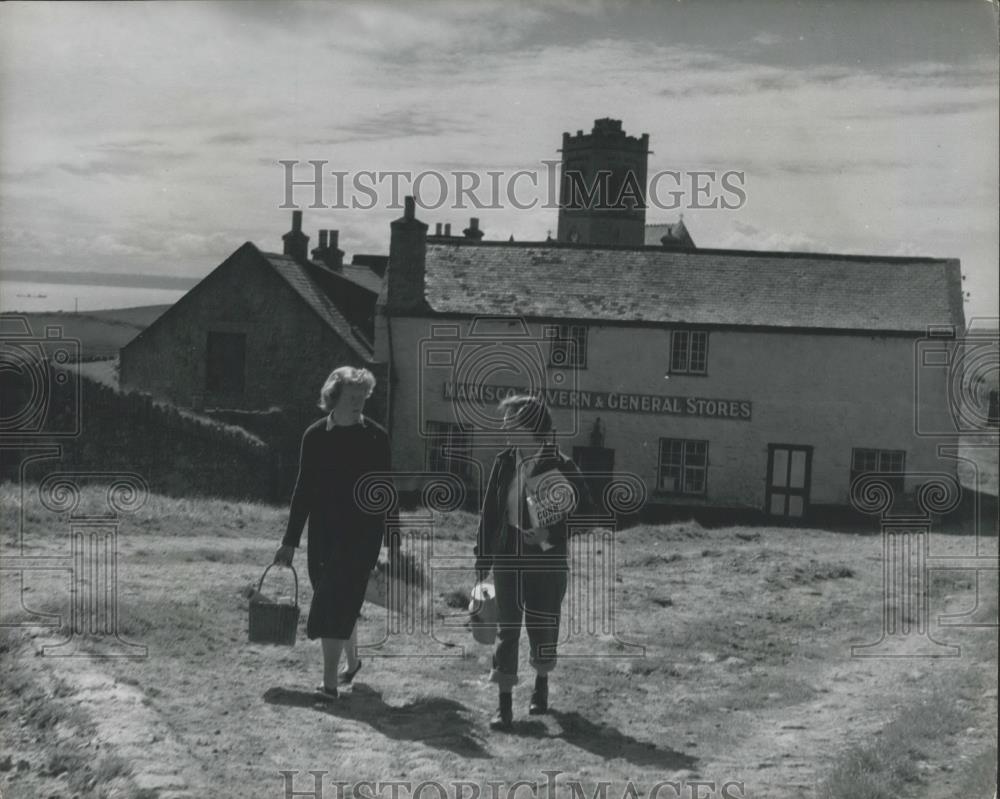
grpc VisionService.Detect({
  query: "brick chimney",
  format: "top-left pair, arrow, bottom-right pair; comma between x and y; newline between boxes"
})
462,217 -> 484,240
311,229 -> 329,261
384,196 -> 428,312
324,230 -> 344,269
282,210 -> 309,262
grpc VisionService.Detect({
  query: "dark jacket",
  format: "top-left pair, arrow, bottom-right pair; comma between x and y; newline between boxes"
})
281,414 -> 396,586
474,444 -> 592,578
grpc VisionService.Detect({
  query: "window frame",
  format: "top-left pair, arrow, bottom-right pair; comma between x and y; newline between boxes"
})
669,329 -> 709,376
850,447 -> 907,494
657,437 -> 709,496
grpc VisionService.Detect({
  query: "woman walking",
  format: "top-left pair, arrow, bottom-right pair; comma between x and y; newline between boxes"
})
473,394 -> 591,730
273,366 -> 392,698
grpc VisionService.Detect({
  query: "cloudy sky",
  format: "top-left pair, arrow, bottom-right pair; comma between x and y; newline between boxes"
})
1,0 -> 997,318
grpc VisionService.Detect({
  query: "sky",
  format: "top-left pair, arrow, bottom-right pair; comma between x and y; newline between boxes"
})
1,0 -> 998,320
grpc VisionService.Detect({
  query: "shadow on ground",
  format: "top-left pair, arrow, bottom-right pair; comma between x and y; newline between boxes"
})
546,710 -> 698,771
263,684 -> 490,758
264,686 -> 697,770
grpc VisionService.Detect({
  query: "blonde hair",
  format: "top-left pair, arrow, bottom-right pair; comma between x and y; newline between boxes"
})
318,366 -> 376,411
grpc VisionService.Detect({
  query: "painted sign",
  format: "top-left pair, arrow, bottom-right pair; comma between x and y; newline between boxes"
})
441,382 -> 752,420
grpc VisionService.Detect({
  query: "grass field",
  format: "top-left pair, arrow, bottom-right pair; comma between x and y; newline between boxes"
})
0,305 -> 170,359
1,483 -> 996,799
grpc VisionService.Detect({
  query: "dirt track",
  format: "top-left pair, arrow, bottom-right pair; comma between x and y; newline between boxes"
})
1,489 -> 996,799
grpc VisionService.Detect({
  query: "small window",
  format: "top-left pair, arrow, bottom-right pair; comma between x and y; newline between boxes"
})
670,330 -> 708,375
851,447 -> 906,494
548,324 -> 587,369
658,438 -> 708,495
205,331 -> 246,395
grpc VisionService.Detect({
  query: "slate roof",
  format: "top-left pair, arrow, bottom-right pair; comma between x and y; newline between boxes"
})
338,264 -> 383,294
259,248 -> 374,359
422,242 -> 964,333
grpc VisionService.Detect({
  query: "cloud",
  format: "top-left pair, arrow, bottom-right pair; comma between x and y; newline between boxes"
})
838,96 -> 997,120
205,132 -> 257,145
715,221 -> 832,254
307,108 -> 477,146
51,139 -> 195,178
751,31 -> 782,48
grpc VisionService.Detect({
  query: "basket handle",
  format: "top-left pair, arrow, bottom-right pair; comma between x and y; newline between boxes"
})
257,563 -> 299,607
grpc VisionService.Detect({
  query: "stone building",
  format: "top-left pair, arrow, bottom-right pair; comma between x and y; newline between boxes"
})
120,210 -> 385,420
375,195 -> 964,521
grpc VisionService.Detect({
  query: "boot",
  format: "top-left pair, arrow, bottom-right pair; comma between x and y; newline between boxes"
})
529,675 -> 548,715
489,691 -> 513,730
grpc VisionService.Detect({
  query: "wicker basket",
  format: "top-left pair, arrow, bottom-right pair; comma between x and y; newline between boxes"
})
248,564 -> 300,646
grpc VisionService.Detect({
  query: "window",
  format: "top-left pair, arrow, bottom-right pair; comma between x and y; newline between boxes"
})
205,331 -> 246,395
669,330 -> 708,375
426,421 -> 473,478
548,324 -> 587,368
851,448 -> 906,494
658,438 -> 708,495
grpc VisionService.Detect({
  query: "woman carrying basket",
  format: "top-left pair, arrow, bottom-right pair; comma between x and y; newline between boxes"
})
273,366 -> 394,699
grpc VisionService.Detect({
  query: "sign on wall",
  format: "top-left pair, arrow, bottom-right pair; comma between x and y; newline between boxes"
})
441,382 -> 752,420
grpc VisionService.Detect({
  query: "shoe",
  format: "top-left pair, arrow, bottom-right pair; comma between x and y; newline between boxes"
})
529,676 -> 548,715
489,692 -> 513,730
338,659 -> 363,685
315,683 -> 339,701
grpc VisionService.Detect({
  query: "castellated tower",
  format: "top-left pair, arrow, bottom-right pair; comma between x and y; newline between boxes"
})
556,118 -> 650,247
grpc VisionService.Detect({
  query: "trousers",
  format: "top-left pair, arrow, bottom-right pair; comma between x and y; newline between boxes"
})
489,554 -> 569,690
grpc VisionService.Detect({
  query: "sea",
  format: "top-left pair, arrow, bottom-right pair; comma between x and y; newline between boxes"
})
0,280 -> 187,313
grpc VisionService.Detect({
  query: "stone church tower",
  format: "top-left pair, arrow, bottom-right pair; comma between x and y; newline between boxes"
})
556,118 -> 650,247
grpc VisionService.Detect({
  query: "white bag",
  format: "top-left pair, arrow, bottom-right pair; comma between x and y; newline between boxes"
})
467,581 -> 498,645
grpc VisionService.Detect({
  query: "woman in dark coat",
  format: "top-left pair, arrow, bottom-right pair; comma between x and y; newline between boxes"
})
473,394 -> 591,730
273,366 -> 392,699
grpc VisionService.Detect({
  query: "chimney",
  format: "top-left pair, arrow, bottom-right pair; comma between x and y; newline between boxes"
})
311,229 -> 329,262
282,210 -> 309,262
324,229 -> 344,269
444,223 -> 451,237
384,195 -> 428,312
463,217 -> 484,240
435,223 -> 443,236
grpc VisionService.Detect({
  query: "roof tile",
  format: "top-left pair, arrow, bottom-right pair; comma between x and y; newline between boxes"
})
423,243 -> 963,332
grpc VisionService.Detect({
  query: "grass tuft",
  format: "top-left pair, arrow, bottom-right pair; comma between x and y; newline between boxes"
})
817,691 -> 970,799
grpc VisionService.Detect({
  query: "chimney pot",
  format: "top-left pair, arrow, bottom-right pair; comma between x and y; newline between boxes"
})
435,223 -> 442,236
329,230 -> 339,251
318,230 -> 328,249
444,223 -> 451,236
404,196 -> 415,221
463,217 -> 484,240
292,210 -> 302,232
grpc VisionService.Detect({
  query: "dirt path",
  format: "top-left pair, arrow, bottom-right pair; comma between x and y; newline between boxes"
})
2,502 -> 996,799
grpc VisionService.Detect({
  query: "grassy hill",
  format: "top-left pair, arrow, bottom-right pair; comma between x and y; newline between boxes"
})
1,484 -> 996,799
0,305 -> 171,359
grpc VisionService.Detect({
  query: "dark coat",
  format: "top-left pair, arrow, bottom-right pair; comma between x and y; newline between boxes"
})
282,414 -> 393,639
474,444 -> 592,578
